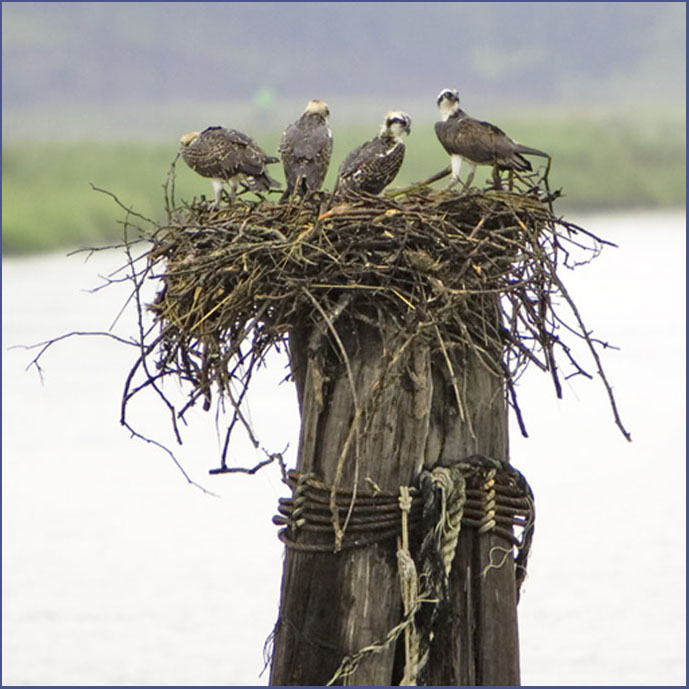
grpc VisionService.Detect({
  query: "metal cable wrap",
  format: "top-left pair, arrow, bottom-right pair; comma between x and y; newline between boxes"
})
273,454 -> 534,591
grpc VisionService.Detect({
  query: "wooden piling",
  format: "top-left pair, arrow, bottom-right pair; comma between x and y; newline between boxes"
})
270,308 -> 519,685
107,151 -> 628,688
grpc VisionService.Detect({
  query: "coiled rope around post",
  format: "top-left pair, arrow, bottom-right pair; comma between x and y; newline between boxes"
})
271,455 -> 535,685
273,456 -> 533,559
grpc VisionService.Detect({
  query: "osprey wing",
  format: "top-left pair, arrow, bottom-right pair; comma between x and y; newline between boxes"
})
471,119 -> 549,161
436,118 -> 505,166
337,138 -> 375,184
471,119 -> 536,170
220,128 -> 276,177
338,137 -> 404,195
280,121 -> 333,195
180,127 -> 232,179
180,126 -> 280,201
437,117 -> 542,172
287,125 -> 332,160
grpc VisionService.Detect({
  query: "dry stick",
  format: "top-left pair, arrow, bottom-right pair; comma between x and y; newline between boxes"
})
550,270 -> 632,441
120,243 -> 218,497
114,171 -> 627,497
511,212 -> 567,398
120,329 -> 170,407
454,312 -> 503,379
356,328 -> 419,442
386,166 -> 452,198
518,279 -> 563,398
303,293 -> 423,547
107,283 -> 140,332
209,454 -> 275,475
123,366 -> 177,403
302,286 -> 362,549
163,154 -> 181,215
505,375 -> 530,438
125,419 -> 219,496
219,353 -> 262,465
121,219 -> 186,444
430,322 -> 472,431
500,323 -> 548,372
559,218 -> 618,249
90,184 -> 156,226
114,222 -> 219,494
16,331 -> 137,385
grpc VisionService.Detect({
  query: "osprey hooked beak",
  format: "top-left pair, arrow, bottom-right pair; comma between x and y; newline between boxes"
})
384,111 -> 412,136
436,89 -> 461,121
436,88 -> 460,107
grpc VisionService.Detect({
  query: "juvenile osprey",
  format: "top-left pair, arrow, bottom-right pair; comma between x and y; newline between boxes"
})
279,100 -> 333,201
337,111 -> 411,195
435,88 -> 549,189
180,126 -> 280,206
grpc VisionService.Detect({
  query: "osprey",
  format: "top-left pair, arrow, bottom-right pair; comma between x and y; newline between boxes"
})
435,88 -> 549,189
179,126 -> 280,206
279,100 -> 333,201
337,111 -> 411,195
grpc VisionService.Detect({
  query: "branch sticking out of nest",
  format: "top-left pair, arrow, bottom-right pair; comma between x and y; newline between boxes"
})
140,161 -> 629,465
27,161 -> 630,487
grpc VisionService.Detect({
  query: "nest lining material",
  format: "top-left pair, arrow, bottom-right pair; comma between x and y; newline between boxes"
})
132,176 -> 629,468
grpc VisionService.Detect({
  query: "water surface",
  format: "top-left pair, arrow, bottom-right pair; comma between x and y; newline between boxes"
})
2,211 -> 685,685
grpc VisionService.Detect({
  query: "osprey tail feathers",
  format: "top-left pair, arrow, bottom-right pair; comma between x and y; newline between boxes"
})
505,153 -> 533,172
515,144 -> 550,159
246,169 -> 282,192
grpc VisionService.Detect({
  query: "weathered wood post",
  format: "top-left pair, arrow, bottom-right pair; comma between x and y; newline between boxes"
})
108,144 -> 626,689
135,181 -> 547,685
270,280 -> 520,684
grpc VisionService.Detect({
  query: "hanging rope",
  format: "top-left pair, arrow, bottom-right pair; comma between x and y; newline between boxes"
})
397,486 -> 422,685
273,456 -> 535,684
274,457 -> 533,568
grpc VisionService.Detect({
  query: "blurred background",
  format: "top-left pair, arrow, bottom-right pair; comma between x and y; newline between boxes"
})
2,2 -> 686,686
2,1 -> 685,252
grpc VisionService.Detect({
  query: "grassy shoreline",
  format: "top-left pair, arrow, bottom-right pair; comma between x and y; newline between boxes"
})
3,114 -> 685,254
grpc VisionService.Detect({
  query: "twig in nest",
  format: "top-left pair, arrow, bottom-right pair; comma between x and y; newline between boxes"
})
386,166 -> 452,197
21,159 -> 631,494
122,170 -> 631,464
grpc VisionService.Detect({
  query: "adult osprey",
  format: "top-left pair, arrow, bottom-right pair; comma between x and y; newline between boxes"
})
435,88 -> 549,189
337,111 -> 411,195
179,126 -> 280,206
279,100 -> 333,201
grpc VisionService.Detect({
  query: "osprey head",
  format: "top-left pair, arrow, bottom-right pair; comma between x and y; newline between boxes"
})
436,88 -> 460,120
304,100 -> 330,121
383,111 -> 412,140
180,131 -> 200,147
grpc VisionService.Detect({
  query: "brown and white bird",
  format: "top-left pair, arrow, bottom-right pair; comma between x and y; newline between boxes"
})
336,111 -> 411,195
180,126 -> 280,206
279,100 -> 333,201
435,88 -> 549,189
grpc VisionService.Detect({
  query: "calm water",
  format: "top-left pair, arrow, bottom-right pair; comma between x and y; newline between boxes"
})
2,211 -> 686,686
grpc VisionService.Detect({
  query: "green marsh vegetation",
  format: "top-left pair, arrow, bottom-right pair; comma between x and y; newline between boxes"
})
2,111 -> 685,254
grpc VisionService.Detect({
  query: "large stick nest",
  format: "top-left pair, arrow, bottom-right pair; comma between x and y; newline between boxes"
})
114,165 -> 629,474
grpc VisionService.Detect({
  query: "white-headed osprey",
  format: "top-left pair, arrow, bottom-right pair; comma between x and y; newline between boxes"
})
336,111 -> 411,195
279,100 -> 333,201
180,126 -> 280,206
435,88 -> 549,189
